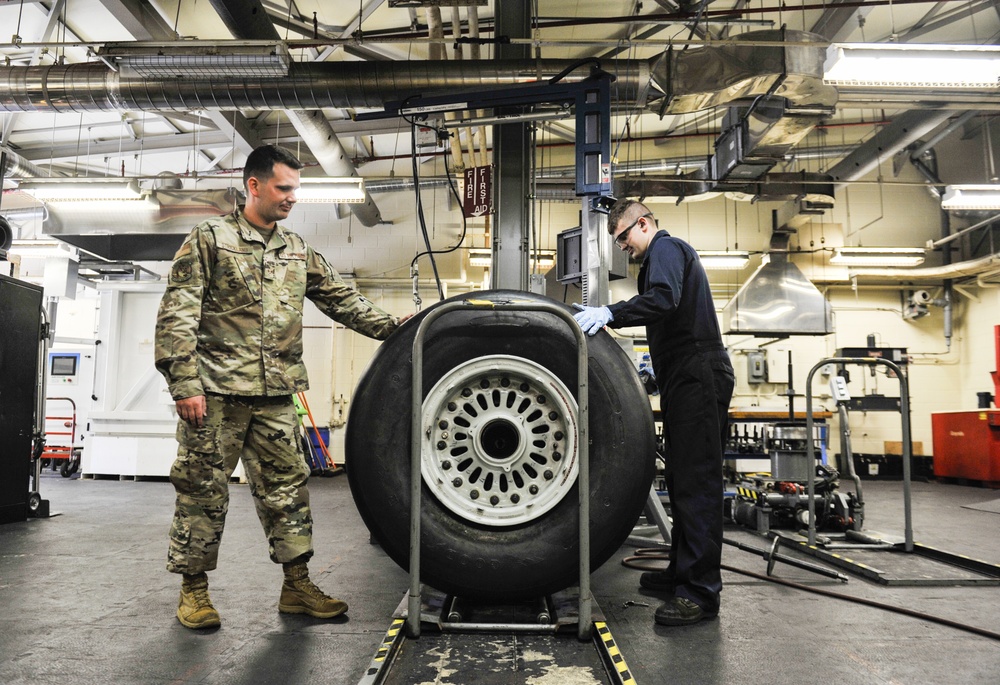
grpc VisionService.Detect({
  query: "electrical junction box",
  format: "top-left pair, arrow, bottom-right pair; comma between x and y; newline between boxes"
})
829,376 -> 851,402
747,351 -> 766,384
765,346 -> 791,384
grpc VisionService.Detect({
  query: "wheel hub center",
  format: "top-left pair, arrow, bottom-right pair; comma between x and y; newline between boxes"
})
479,418 -> 521,461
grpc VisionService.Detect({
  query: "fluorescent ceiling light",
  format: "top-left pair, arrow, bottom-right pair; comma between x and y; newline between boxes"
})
823,43 -> 1000,89
469,248 -> 492,267
531,250 -> 556,268
830,247 -> 926,267
102,42 -> 291,79
940,184 -> 1000,210
699,251 -> 750,270
295,178 -> 367,204
468,248 -> 556,268
19,179 -> 143,202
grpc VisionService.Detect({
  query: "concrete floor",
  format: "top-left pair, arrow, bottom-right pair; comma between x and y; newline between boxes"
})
2,470 -> 1000,684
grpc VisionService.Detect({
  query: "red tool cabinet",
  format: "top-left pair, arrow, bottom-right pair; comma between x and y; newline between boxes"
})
931,410 -> 1000,486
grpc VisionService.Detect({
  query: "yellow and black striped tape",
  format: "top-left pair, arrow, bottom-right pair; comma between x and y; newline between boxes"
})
737,486 -> 759,501
374,618 -> 404,663
594,621 -> 636,684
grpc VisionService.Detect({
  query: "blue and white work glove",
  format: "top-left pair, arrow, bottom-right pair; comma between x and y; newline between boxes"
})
572,303 -> 613,336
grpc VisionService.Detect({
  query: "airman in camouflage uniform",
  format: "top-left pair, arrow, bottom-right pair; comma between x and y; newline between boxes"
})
154,144 -> 405,629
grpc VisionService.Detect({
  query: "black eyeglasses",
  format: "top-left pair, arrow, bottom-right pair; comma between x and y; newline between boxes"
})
614,213 -> 653,246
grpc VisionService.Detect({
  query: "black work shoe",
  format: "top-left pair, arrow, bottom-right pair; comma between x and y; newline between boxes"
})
654,597 -> 717,627
639,570 -> 676,594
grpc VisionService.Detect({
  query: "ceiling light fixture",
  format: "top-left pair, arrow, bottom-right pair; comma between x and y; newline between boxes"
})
18,179 -> 143,202
830,247 -> 926,267
468,248 -> 555,268
940,184 -> 1000,211
468,248 -> 492,267
531,250 -> 556,268
699,251 -> 750,270
823,43 -> 1000,89
295,178 -> 367,204
101,42 -> 291,79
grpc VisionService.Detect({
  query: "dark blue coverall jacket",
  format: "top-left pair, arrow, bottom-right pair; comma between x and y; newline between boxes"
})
607,229 -> 735,611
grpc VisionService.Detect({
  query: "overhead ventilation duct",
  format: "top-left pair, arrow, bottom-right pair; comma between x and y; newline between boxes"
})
640,29 -> 837,198
651,29 -> 837,116
0,59 -> 652,113
722,231 -> 833,337
1,146 -> 51,181
616,171 -> 835,206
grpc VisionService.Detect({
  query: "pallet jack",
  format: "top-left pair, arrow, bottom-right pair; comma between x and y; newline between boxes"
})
356,300 -> 637,685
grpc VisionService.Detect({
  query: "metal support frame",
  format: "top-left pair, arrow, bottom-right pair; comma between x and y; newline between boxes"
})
805,357 -> 912,549
409,300 -> 591,640
789,356 -> 1000,585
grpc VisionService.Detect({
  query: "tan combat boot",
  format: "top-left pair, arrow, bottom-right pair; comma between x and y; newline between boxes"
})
278,562 -> 348,618
177,573 -> 221,629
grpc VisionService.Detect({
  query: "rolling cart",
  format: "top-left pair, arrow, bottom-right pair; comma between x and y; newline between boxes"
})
41,397 -> 82,478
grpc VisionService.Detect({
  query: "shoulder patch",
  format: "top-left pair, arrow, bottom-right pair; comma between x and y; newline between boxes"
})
170,257 -> 195,284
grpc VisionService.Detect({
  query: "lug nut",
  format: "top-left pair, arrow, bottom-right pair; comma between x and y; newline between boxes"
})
461,388 -> 472,397
520,382 -> 530,392
437,441 -> 447,450
554,431 -> 564,441
548,411 -> 558,421
470,489 -> 480,499
553,451 -> 562,462
511,494 -> 520,503
543,470 -> 554,480
448,402 -> 457,411
537,395 -> 546,404
480,378 -> 490,389
442,461 -> 452,470
438,419 -> 449,429
529,485 -> 539,495
452,478 -> 463,487
500,377 -> 510,387
490,495 -> 499,505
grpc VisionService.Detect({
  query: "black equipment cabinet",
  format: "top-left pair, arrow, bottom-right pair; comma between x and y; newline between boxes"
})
0,274 -> 44,524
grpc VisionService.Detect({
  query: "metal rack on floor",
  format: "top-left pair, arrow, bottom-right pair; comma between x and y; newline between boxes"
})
773,356 -> 1000,586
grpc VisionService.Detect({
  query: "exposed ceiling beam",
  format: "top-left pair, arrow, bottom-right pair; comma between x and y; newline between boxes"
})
896,0 -> 998,42
96,0 -> 177,41
207,0 -> 382,225
809,0 -> 871,41
1,0 -> 67,145
206,111 -> 267,157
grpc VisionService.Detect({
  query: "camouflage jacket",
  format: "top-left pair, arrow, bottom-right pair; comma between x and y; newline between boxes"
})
154,208 -> 399,399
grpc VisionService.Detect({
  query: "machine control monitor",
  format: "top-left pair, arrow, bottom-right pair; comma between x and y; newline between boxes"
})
49,352 -> 80,384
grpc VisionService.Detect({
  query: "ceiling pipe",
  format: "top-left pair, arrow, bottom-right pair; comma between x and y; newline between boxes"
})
1,146 -> 50,180
847,252 -> 1000,281
205,0 -> 381,226
826,109 -> 956,184
0,60 -> 652,114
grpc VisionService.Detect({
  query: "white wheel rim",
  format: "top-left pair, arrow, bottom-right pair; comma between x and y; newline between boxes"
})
421,355 -> 579,526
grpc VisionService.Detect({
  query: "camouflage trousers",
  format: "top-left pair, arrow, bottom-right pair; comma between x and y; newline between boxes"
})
166,393 -> 313,574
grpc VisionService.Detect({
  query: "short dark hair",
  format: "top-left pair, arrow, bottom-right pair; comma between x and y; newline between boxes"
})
607,198 -> 651,235
243,145 -> 304,188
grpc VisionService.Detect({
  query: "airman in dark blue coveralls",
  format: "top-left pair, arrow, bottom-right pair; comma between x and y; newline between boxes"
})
573,199 -> 735,626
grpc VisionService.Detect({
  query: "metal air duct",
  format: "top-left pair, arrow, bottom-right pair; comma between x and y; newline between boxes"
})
1,146 -> 51,180
0,60 -> 652,113
205,0 -> 381,226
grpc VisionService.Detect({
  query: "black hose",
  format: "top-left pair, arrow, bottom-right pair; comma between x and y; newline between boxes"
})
408,121 -> 445,301
623,550 -> 1000,642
